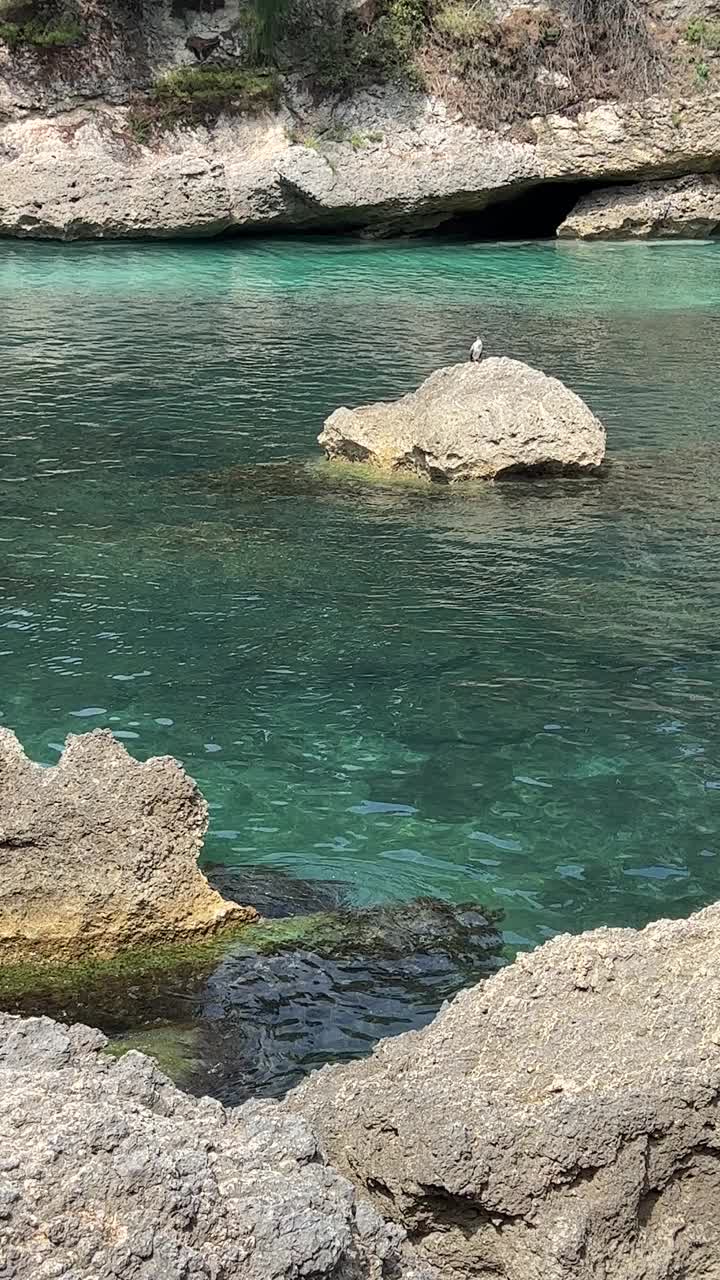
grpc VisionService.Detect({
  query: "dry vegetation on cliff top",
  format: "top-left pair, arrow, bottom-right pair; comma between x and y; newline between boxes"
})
0,0 -> 714,130
275,0 -> 670,121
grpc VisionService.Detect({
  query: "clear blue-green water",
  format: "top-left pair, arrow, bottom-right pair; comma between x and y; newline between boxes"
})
2,236 -> 720,956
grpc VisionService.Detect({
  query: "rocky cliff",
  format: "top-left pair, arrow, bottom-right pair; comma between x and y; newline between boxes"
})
288,900 -> 720,1278
1,0 -> 720,239
3,899 -> 720,1278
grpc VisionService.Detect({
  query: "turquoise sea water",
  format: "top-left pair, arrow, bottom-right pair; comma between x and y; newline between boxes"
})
2,236 -> 720,952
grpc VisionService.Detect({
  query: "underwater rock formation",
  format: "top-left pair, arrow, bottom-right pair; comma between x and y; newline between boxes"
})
0,1013 -> 435,1280
319,358 -> 606,483
207,862 -> 352,918
174,896 -> 506,1103
559,173 -> 720,238
289,901 -> 720,1279
0,728 -> 255,961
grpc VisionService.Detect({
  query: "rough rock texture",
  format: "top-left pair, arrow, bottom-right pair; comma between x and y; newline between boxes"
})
0,1013 -> 435,1280
1,87 -> 720,237
289,902 -> 720,1279
559,172 -> 720,238
0,728 -> 255,960
319,358 -> 606,482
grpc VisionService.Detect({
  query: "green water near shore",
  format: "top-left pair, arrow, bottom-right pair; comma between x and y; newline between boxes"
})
2,237 -> 720,952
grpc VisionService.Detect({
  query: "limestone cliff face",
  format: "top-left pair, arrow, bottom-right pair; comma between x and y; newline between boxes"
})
0,0 -> 720,238
1,87 -> 720,238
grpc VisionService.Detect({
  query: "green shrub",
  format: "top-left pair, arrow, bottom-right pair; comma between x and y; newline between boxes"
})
284,0 -> 427,96
127,65 -> 280,139
0,19 -> 21,44
0,8 -> 84,48
686,16 -> 720,50
127,108 -> 152,146
152,66 -> 280,119
433,1 -> 493,42
696,59 -> 711,82
246,0 -> 292,58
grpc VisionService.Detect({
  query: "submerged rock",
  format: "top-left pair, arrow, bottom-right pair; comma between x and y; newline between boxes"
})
206,863 -> 352,918
114,897 -> 506,1105
319,358 -> 606,483
0,1013 -> 435,1280
0,728 -> 255,961
288,901 -> 720,1279
559,173 -> 720,239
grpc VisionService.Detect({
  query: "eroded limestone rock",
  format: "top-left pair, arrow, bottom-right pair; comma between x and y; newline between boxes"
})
0,1012 -> 435,1279
288,902 -> 720,1279
319,358 -> 606,483
0,728 -> 255,960
559,172 -> 720,238
0,89 -> 720,237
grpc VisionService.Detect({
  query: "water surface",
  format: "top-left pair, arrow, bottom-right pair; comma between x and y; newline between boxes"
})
2,236 -> 720,954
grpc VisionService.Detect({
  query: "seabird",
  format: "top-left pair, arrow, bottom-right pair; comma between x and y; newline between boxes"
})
469,336 -> 484,363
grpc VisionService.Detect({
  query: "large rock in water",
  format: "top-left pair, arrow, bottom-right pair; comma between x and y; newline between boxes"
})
0,1013 -> 435,1279
288,902 -> 720,1279
0,728 -> 255,960
559,173 -> 720,239
318,359 -> 606,482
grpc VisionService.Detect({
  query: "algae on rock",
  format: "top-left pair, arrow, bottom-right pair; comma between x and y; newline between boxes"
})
0,727 -> 256,962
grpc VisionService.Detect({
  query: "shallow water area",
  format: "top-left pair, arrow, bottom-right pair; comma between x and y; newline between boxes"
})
2,235 -> 720,1089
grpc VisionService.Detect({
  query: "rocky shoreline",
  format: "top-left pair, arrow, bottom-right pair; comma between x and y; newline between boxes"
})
1,0 -> 720,241
1,729 -> 719,1276
1,87 -> 720,240
1,900 -> 718,1278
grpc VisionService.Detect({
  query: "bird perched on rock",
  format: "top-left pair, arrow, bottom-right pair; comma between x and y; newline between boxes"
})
469,336 -> 484,363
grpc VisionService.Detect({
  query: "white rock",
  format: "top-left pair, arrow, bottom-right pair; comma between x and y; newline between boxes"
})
318,358 -> 606,483
558,172 -> 720,238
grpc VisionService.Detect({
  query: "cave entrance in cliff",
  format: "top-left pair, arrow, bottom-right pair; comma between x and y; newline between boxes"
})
439,180 -> 595,241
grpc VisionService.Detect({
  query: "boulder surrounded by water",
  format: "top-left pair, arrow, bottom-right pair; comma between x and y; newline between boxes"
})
0,1013 -> 435,1280
0,728 -> 256,961
288,900 -> 720,1279
319,358 -> 606,483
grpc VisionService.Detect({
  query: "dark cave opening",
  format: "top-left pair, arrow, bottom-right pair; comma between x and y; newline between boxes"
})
437,179 -> 598,241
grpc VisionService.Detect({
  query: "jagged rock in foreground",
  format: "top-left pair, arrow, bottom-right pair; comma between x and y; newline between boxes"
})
319,358 -> 606,483
0,1014 -> 434,1280
288,902 -> 720,1279
0,728 -> 255,960
559,172 -> 720,239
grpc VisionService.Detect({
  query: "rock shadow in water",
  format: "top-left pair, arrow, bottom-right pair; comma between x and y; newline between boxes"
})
205,862 -> 352,918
